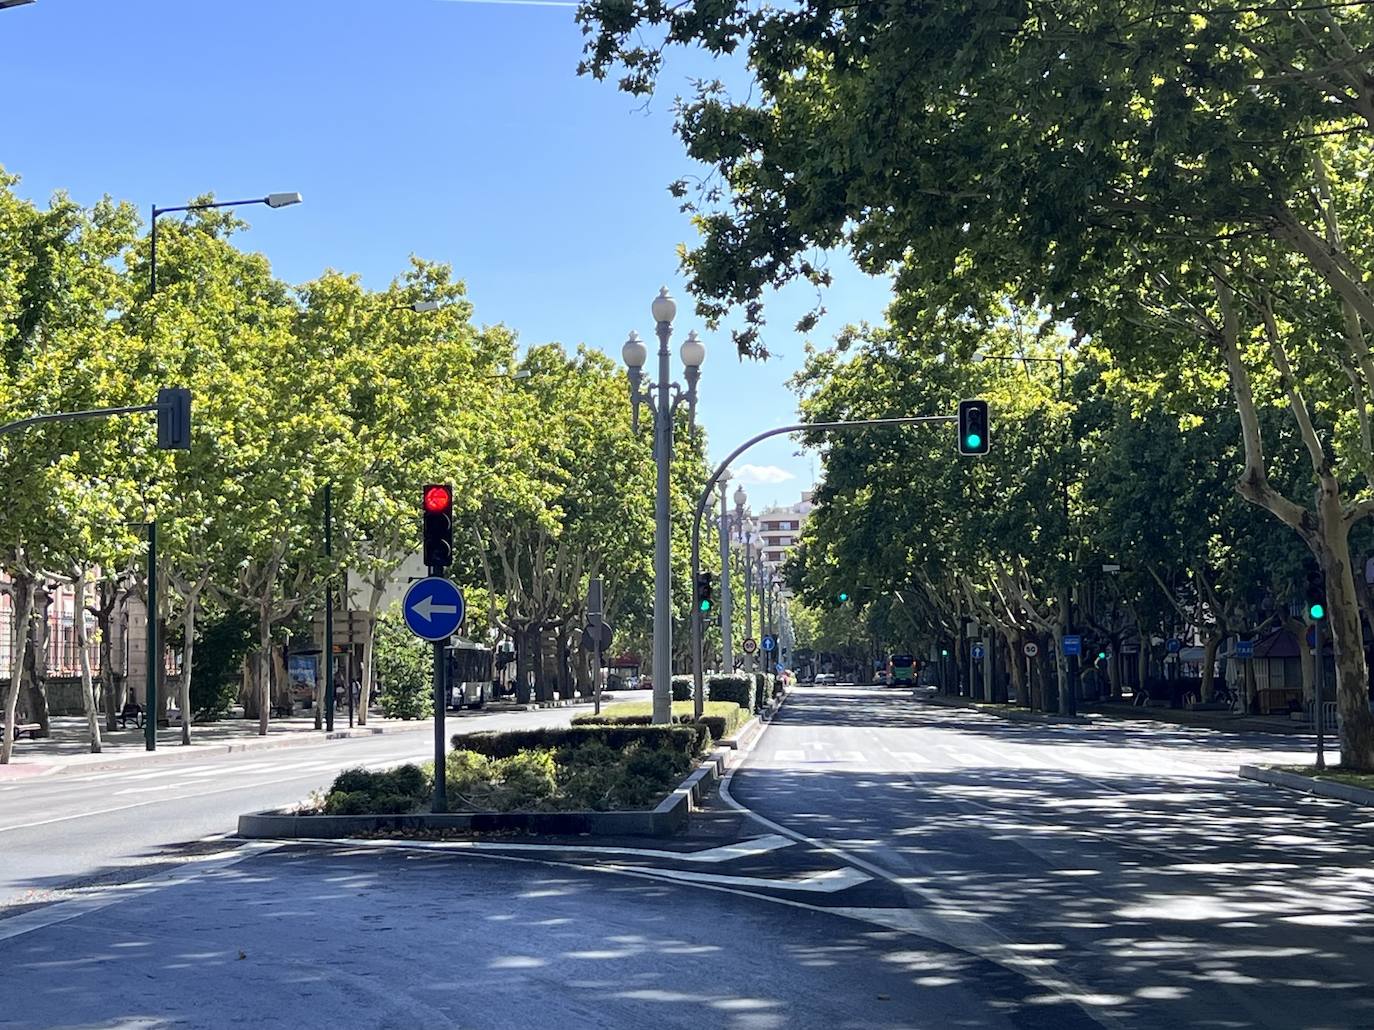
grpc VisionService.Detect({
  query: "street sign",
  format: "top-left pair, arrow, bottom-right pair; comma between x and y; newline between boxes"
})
402,577 -> 465,641
1062,634 -> 1082,657
1165,637 -> 1182,654
1235,639 -> 1255,660
1122,642 -> 1140,655
742,637 -> 758,654
775,662 -> 784,673
971,643 -> 986,660
1022,641 -> 1040,658
761,634 -> 777,653
581,620 -> 614,651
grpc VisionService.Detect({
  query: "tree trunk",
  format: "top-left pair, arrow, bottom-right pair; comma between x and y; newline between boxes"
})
358,612 -> 377,727
1006,633 -> 1026,707
25,584 -> 51,737
1199,635 -> 1221,703
73,573 -> 102,753
514,625 -> 534,704
0,580 -> 35,764
258,608 -> 272,735
97,579 -> 118,732
178,595 -> 198,745
1318,501 -> 1374,768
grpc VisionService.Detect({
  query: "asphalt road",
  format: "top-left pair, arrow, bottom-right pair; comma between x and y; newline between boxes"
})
0,704 -> 580,910
4,684 -> 1373,1030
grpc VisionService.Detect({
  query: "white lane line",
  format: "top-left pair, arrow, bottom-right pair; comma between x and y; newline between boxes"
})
607,863 -> 871,894
890,751 -> 932,766
304,833 -> 795,865
0,842 -> 280,942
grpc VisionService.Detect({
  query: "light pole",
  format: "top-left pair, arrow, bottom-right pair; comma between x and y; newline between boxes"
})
717,476 -> 733,674
623,287 -> 705,724
974,350 -> 1074,714
145,190 -> 301,748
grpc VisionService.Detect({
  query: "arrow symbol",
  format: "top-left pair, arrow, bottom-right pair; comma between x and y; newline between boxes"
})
411,595 -> 458,622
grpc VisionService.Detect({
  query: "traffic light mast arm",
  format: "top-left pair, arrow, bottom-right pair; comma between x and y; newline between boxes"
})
688,413 -> 957,716
0,403 -> 158,438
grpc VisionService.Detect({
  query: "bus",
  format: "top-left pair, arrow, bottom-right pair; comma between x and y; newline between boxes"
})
447,640 -> 496,710
887,653 -> 917,687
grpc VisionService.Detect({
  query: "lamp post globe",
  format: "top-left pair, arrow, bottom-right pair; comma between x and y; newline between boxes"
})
651,286 -> 677,325
622,330 -> 647,370
734,484 -> 747,510
680,330 -> 706,369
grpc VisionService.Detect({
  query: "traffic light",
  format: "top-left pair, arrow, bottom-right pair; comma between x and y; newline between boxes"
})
1305,565 -> 1326,620
422,483 -> 453,569
837,591 -> 849,604
695,571 -> 714,614
958,399 -> 990,456
156,387 -> 191,450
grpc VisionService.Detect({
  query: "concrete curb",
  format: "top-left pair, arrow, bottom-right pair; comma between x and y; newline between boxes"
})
29,719 -> 439,777
1239,765 -> 1374,808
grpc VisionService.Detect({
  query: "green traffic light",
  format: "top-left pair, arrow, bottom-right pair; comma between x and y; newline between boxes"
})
699,599 -> 712,613
965,433 -> 982,449
1310,602 -> 1325,620
838,592 -> 849,603
1097,651 -> 1107,660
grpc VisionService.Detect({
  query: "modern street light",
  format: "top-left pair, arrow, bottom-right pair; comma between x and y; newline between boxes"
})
973,349 -> 1075,714
717,475 -> 733,675
623,287 -> 706,724
143,190 -> 301,749
0,1 -> 37,9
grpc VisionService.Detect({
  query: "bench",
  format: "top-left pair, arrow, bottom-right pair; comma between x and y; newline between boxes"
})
117,703 -> 144,729
1,722 -> 41,740
271,703 -> 294,719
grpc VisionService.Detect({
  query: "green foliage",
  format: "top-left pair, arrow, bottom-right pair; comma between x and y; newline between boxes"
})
670,675 -> 694,702
706,675 -> 752,711
374,607 -> 430,720
322,764 -> 431,815
574,699 -> 748,741
454,724 -> 710,761
189,607 -> 256,721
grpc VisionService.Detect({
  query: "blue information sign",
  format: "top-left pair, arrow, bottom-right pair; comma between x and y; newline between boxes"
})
403,577 -> 466,642
1061,634 -> 1082,657
761,634 -> 777,653
971,643 -> 986,660
1235,639 -> 1254,660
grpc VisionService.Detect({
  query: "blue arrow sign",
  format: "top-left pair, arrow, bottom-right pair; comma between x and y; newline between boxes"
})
775,661 -> 784,673
1165,637 -> 1182,654
403,577 -> 466,641
971,643 -> 986,660
761,634 -> 777,653
1061,634 -> 1082,657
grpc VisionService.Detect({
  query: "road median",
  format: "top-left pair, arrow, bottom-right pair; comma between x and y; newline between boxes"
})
1239,764 -> 1374,808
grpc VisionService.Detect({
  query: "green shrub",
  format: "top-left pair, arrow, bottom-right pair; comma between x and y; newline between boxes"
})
572,700 -> 747,742
708,675 -> 753,711
322,764 -> 431,814
670,675 -> 694,702
454,724 -> 710,759
753,672 -> 768,710
375,607 -> 430,719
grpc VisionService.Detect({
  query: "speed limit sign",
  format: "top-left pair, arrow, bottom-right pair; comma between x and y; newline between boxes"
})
1022,641 -> 1040,658
742,638 -> 758,654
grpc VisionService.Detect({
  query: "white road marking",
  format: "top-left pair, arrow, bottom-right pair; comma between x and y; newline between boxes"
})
607,863 -> 871,893
315,834 -> 796,865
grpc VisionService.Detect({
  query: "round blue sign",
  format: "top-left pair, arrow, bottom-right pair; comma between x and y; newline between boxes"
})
403,577 -> 466,641
761,634 -> 777,653
1165,638 -> 1182,654
971,644 -> 986,660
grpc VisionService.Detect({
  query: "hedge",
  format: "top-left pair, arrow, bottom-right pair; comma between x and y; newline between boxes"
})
454,724 -> 710,760
573,699 -> 748,743
708,675 -> 754,711
670,675 -> 694,702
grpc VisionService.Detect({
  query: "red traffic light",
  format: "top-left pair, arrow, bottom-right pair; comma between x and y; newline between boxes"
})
423,485 -> 451,513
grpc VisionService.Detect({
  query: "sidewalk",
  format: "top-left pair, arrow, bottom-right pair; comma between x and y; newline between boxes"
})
0,711 -> 435,780
1084,700 -> 1313,735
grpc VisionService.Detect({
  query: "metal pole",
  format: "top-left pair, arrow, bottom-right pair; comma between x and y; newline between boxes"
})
718,482 -> 733,675
145,521 -> 157,751
743,537 -> 754,672
1315,615 -> 1325,770
432,638 -> 447,812
324,483 -> 334,732
149,205 -> 158,297
652,316 -> 674,725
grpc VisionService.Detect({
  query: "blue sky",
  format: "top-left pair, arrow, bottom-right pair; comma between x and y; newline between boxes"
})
0,0 -> 893,506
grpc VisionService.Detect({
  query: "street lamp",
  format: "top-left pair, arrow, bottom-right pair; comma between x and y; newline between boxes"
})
143,189 -> 301,750
0,1 -> 36,9
623,287 -> 706,724
974,349 -> 1074,714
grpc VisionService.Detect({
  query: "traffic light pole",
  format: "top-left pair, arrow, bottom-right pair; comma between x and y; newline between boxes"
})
1314,615 -> 1325,770
689,415 -> 956,715
431,563 -> 448,814
145,521 -> 157,751
324,483 -> 334,732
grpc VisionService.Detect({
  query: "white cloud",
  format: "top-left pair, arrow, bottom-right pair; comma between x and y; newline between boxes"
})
734,464 -> 796,486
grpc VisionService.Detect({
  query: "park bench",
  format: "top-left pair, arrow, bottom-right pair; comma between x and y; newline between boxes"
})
0,721 -> 40,740
117,703 -> 144,729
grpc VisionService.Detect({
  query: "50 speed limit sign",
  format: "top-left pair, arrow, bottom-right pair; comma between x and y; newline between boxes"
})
1022,641 -> 1040,658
